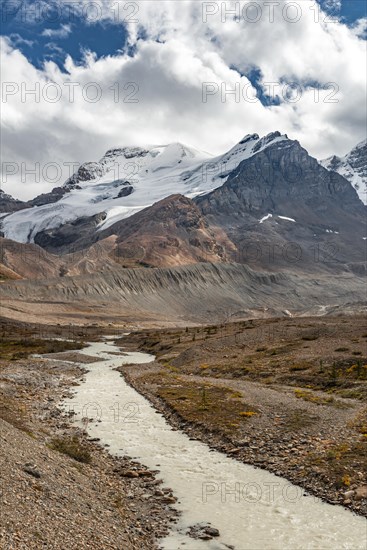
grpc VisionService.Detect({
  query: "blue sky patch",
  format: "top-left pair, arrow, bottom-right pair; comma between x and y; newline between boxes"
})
1,0 -> 128,70
0,0 -> 365,73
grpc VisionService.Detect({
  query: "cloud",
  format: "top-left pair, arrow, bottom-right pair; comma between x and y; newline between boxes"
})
9,33 -> 34,48
1,0 -> 366,200
45,42 -> 65,54
350,18 -> 367,39
41,24 -> 72,39
323,0 -> 342,11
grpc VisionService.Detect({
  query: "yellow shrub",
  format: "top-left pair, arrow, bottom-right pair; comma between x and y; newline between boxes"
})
342,474 -> 351,487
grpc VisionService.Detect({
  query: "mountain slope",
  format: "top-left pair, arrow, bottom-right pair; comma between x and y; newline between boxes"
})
0,236 -> 127,280
0,189 -> 29,214
2,132 -> 364,277
0,262 -> 365,325
0,133 -> 289,244
320,139 -> 367,204
196,137 -> 366,273
99,194 -> 236,268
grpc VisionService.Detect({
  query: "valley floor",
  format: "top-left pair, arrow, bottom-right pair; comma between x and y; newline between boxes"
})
0,314 -> 366,549
0,330 -> 177,549
118,315 -> 367,517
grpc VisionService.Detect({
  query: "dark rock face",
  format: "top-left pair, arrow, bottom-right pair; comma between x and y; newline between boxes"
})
0,190 -> 29,213
196,139 -> 366,272
116,186 -> 134,198
34,212 -> 106,254
104,147 -> 149,160
347,141 -> 367,180
198,139 -> 362,217
64,162 -> 105,187
29,186 -> 72,207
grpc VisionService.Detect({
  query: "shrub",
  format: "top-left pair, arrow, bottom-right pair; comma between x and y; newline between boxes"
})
50,435 -> 91,464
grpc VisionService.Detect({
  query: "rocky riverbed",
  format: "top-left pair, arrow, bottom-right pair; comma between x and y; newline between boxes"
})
116,316 -> 367,518
0,350 -> 178,549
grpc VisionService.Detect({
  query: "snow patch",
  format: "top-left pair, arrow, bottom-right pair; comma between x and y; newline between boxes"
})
278,215 -> 296,222
259,214 -> 273,224
320,139 -> 367,205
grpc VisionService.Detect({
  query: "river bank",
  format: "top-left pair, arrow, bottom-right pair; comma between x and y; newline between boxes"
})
116,316 -> 367,518
63,339 -> 367,550
0,345 -> 177,549
1,325 -> 366,549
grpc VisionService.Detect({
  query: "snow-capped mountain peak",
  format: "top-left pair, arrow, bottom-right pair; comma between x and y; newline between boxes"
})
0,132 -> 295,243
320,139 -> 367,204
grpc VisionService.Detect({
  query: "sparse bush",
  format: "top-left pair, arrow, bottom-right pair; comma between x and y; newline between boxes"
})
50,435 -> 91,464
289,364 -> 308,372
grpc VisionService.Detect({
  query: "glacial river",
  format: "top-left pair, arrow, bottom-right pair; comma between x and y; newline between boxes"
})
61,339 -> 367,550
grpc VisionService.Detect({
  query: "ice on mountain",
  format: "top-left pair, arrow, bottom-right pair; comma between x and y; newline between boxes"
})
0,133 -> 294,242
278,216 -> 296,222
259,214 -> 273,223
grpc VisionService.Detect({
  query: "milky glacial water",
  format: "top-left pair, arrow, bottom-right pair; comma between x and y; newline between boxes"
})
61,340 -> 367,550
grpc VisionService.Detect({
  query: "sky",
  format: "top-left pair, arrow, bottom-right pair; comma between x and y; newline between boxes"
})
1,0 -> 366,200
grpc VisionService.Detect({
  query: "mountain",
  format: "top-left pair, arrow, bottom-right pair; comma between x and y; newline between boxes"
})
0,132 -> 365,278
94,194 -> 235,268
0,189 -> 28,214
196,135 -> 366,273
3,134 -> 362,280
0,262 -> 365,326
320,139 -> 367,204
1,132 -> 366,324
0,133 -> 289,243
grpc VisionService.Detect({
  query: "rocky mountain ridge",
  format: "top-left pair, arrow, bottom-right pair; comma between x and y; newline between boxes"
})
321,139 -> 367,204
0,132 -> 365,278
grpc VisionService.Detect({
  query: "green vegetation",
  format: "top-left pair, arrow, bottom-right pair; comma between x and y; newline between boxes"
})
50,435 -> 92,464
0,338 -> 84,361
294,388 -> 335,405
0,393 -> 31,434
142,370 -> 259,435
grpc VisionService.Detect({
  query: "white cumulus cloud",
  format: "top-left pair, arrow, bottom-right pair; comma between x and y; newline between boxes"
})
1,0 -> 366,200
